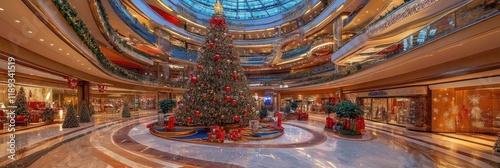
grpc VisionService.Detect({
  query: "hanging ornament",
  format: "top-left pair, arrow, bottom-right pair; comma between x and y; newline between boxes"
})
233,74 -> 238,80
191,76 -> 197,84
225,86 -> 231,92
244,110 -> 248,115
215,54 -> 221,61
233,56 -> 237,61
217,70 -> 222,76
209,43 -> 214,48
201,83 -> 205,87
202,45 -> 206,49
212,98 -> 217,102
186,106 -> 190,110
195,110 -> 200,116
177,99 -> 183,104
191,99 -> 194,103
187,117 -> 192,124
227,52 -> 231,57
197,65 -> 202,71
226,96 -> 231,102
229,44 -> 234,48
210,90 -> 214,94
226,59 -> 231,63
234,115 -> 240,122
232,99 -> 237,105
190,87 -> 194,91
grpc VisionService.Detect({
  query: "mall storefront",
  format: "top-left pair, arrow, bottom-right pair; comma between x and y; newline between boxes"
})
346,86 -> 431,131
429,77 -> 500,135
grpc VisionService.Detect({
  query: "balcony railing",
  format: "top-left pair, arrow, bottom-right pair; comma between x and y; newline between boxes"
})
294,0 -> 499,87
52,0 -> 185,88
93,0 -> 154,65
109,0 -> 157,43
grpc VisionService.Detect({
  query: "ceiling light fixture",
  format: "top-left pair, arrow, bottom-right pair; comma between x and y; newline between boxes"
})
27,31 -> 32,34
58,48 -> 62,51
15,20 -> 20,23
0,8 -> 4,11
39,39 -> 44,42
50,43 -> 54,46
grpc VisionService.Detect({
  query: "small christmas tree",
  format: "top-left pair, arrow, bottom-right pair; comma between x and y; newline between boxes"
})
122,102 -> 131,118
259,105 -> 268,119
14,87 -> 30,119
88,104 -> 95,117
79,101 -> 91,123
494,131 -> 500,153
62,105 -> 79,128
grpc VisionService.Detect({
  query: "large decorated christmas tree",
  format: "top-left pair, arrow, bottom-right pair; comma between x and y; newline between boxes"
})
175,1 -> 258,126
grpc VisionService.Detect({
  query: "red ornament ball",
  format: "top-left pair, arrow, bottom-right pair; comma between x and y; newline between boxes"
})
191,76 -> 197,84
225,86 -> 231,92
244,110 -> 248,115
233,74 -> 238,80
187,117 -> 192,123
197,65 -> 202,71
226,96 -> 231,102
229,44 -> 233,48
215,54 -> 221,61
212,98 -> 217,102
227,53 -> 231,57
234,115 -> 240,122
195,111 -> 200,116
209,43 -> 214,48
232,99 -> 237,105
217,70 -> 222,76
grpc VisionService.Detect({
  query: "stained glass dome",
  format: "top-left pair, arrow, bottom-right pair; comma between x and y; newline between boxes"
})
180,0 -> 303,20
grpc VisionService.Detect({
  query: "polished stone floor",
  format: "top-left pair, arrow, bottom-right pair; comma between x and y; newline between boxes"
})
1,112 -> 499,168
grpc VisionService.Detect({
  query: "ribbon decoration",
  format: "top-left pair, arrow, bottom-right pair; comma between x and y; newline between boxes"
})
97,84 -> 106,92
65,77 -> 78,89
210,18 -> 226,28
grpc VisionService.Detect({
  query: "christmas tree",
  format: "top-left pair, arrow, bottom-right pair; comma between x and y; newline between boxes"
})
14,87 -> 30,119
62,105 -> 79,128
122,102 -> 131,118
174,1 -> 258,126
79,101 -> 91,123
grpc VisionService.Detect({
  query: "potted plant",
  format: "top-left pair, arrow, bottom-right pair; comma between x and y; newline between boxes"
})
332,100 -> 364,136
41,108 -> 56,124
259,105 -> 268,119
157,99 -> 177,126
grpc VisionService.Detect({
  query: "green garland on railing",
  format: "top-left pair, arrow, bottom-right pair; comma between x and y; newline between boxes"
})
94,0 -> 152,60
370,0 -> 413,26
52,0 -> 185,88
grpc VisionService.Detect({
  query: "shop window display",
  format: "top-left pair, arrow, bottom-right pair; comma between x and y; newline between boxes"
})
432,88 -> 500,134
388,98 -> 410,126
371,98 -> 388,122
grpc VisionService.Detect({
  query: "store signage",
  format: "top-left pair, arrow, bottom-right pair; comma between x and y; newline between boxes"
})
368,91 -> 387,96
349,86 -> 428,98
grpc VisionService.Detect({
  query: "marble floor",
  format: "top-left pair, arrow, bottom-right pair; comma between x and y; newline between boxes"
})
2,112 -> 500,168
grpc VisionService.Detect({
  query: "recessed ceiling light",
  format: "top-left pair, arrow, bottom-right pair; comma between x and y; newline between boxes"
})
28,31 -> 32,34
39,39 -> 44,41
58,48 -> 62,51
0,8 -> 4,11
77,60 -> 79,62
15,20 -> 20,23
50,43 -> 54,46
66,53 -> 69,55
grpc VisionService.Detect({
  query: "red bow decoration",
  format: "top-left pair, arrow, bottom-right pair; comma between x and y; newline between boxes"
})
97,84 -> 106,92
210,18 -> 226,28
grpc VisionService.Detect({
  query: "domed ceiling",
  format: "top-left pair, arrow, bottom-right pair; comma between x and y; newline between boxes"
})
180,0 -> 303,20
